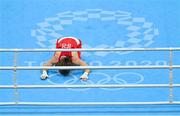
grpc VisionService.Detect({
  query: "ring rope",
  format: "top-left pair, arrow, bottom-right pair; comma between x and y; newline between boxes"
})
0,47 -> 180,52
0,101 -> 180,106
0,84 -> 180,88
1,65 -> 180,70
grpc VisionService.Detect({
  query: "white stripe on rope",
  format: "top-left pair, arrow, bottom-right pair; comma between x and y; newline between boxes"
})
0,48 -> 180,52
0,101 -> 180,106
0,65 -> 180,70
0,84 -> 180,88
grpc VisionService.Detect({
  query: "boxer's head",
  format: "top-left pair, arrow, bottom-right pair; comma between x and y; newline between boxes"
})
55,56 -> 73,76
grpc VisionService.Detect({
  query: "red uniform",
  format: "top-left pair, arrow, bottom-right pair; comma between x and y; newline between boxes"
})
56,37 -> 82,61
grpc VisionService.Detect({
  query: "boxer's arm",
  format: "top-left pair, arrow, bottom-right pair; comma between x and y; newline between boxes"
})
43,52 -> 59,67
72,52 -> 90,73
41,52 -> 59,79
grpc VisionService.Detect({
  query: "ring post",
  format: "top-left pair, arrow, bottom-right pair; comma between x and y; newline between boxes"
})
13,51 -> 19,105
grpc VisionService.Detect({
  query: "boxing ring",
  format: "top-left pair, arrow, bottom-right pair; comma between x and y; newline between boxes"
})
0,48 -> 180,115
1,0 -> 180,115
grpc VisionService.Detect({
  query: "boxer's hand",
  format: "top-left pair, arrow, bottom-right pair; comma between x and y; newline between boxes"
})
41,70 -> 48,80
80,72 -> 88,81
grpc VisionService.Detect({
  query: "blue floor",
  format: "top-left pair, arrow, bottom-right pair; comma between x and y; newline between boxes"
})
0,0 -> 180,115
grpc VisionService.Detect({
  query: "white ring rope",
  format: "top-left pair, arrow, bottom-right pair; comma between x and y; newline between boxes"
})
1,65 -> 180,70
1,48 -> 180,52
0,101 -> 180,106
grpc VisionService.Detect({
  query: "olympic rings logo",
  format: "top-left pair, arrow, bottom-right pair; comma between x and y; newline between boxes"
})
47,72 -> 144,91
31,9 -> 159,57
